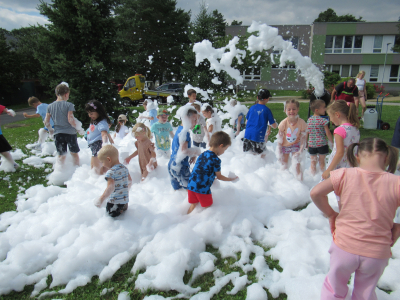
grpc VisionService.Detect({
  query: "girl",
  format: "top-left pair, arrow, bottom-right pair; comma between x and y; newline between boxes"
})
229,99 -> 247,137
85,100 -> 112,175
355,70 -> 367,118
277,99 -> 307,180
124,123 -> 157,181
202,104 -> 221,138
310,138 -> 400,300
139,99 -> 157,128
114,114 -> 129,139
322,100 -> 360,180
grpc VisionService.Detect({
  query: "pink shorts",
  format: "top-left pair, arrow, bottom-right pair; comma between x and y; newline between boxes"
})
188,190 -> 213,207
282,143 -> 300,154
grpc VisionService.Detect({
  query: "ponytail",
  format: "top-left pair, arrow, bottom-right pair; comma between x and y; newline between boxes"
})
346,142 -> 359,168
327,100 -> 359,128
347,103 -> 360,128
115,121 -> 122,133
386,145 -> 399,174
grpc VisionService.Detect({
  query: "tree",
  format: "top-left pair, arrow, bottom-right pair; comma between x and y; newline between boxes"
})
36,0 -> 122,121
231,20 -> 242,26
392,17 -> 400,53
314,8 -> 364,22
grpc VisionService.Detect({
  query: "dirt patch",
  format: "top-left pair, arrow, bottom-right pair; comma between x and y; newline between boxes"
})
4,124 -> 31,129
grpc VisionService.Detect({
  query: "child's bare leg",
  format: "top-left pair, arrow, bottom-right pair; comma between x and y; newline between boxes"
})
296,162 -> 303,180
57,154 -> 66,165
71,153 -> 79,166
1,151 -> 16,164
282,153 -> 290,169
310,155 -> 317,176
319,154 -> 326,172
187,203 -> 198,214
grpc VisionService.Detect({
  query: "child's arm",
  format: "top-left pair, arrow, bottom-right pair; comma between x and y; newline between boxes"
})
107,132 -> 114,144
208,124 -> 213,133
310,178 -> 339,234
124,150 -> 138,164
101,131 -> 109,144
276,130 -> 285,162
68,111 -> 77,128
44,113 -> 54,135
324,125 -> 333,144
169,131 -> 174,138
181,140 -> 201,164
128,173 -> 133,189
235,115 -> 242,136
216,171 -> 238,182
305,132 -> 309,148
322,134 -> 344,179
95,178 -> 115,207
23,112 -> 41,118
391,223 -> 400,247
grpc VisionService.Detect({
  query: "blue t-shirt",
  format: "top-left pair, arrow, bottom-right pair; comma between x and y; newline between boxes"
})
105,164 -> 129,205
87,119 -> 109,145
170,126 -> 191,166
36,103 -> 54,129
187,150 -> 221,194
244,104 -> 275,143
148,109 -> 158,126
151,121 -> 173,151
235,112 -> 245,126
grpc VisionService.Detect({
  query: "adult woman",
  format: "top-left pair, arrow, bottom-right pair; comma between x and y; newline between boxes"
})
355,71 -> 367,118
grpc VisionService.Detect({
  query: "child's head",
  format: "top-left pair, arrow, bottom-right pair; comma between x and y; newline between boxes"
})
115,114 -> 127,133
327,100 -> 359,128
55,83 -> 70,99
187,107 -> 198,129
347,137 -> 399,173
132,123 -> 151,141
85,100 -> 111,125
230,99 -> 237,107
192,103 -> 201,113
98,145 -> 119,168
187,89 -> 197,102
27,96 -> 40,108
209,131 -> 231,155
257,89 -> 271,103
310,99 -> 326,116
201,104 -> 213,119
143,99 -> 149,110
156,108 -> 169,123
285,99 -> 300,117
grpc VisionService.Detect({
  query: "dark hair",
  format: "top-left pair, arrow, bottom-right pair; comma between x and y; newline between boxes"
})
257,89 -> 271,101
28,96 -> 40,106
55,84 -> 70,96
187,107 -> 198,117
187,89 -> 196,96
85,100 -> 111,125
310,99 -> 326,112
327,100 -> 359,128
115,120 -> 124,133
209,131 -> 231,148
348,78 -> 355,84
202,105 -> 213,113
347,137 -> 399,173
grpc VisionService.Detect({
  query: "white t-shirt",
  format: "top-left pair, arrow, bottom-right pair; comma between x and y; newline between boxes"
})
356,78 -> 365,90
206,115 -> 221,136
116,125 -> 128,139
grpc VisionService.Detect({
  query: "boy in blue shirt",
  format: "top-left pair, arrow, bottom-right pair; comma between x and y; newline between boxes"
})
243,89 -> 277,155
151,108 -> 174,158
187,131 -> 238,214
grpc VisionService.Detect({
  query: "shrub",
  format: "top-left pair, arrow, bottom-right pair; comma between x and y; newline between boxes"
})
323,71 -> 341,90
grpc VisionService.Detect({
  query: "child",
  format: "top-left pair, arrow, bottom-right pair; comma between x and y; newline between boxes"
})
202,104 -> 221,138
355,71 -> 367,118
306,100 -> 333,175
191,103 -> 207,148
277,99 -> 307,179
139,99 -> 157,128
322,100 -> 360,180
45,83 -> 81,166
150,108 -> 174,158
23,96 -> 55,149
230,99 -> 246,136
0,105 -> 19,169
187,131 -> 238,214
243,89 -> 277,155
85,100 -> 112,175
168,107 -> 200,190
186,89 -> 197,105
124,123 -> 157,180
95,145 -> 132,217
310,137 -> 400,300
114,114 -> 129,139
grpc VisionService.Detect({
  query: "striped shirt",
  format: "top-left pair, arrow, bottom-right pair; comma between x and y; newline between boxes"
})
105,164 -> 129,204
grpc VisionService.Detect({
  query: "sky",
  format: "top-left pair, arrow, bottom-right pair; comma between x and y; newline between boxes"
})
0,0 -> 399,31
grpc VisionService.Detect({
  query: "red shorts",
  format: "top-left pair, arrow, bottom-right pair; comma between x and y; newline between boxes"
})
188,190 -> 213,207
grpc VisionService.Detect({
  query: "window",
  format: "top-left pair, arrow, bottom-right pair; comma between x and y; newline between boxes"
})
242,66 -> 261,80
325,65 -> 359,77
370,65 -> 379,82
394,35 -> 400,53
351,65 -> 359,77
373,35 -> 383,53
273,36 -> 298,54
271,64 -> 296,69
128,79 -> 136,88
390,65 -> 400,82
325,35 -> 363,54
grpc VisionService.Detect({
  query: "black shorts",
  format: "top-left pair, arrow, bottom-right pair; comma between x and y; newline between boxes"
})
0,135 -> 12,152
243,138 -> 266,154
54,133 -> 80,155
308,145 -> 329,155
193,141 -> 206,149
89,140 -> 103,157
106,203 -> 128,217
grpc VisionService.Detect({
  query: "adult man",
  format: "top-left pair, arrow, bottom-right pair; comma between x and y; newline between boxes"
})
331,78 -> 359,104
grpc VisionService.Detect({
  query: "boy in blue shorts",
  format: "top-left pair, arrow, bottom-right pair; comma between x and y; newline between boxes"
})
151,108 -> 174,158
187,131 -> 238,214
243,89 -> 277,155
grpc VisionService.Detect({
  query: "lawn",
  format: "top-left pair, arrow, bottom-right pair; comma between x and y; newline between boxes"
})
0,102 -> 397,299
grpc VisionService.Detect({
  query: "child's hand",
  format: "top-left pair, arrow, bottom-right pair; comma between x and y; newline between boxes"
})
322,170 -> 330,180
124,157 -> 131,164
391,223 -> 400,246
7,109 -> 16,117
328,211 -> 339,234
228,171 -> 239,183
189,157 -> 196,164
23,112 -> 28,118
93,197 -> 102,208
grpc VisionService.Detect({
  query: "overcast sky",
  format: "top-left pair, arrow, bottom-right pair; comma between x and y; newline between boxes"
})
1,0 -> 399,31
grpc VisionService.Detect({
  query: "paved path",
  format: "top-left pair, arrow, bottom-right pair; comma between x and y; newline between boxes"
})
0,107 -> 36,126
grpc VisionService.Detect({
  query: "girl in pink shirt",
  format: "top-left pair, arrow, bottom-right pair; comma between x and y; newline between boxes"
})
311,137 -> 400,300
322,100 -> 360,180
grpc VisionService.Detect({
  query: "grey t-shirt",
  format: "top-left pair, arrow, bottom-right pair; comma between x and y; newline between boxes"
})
47,101 -> 77,135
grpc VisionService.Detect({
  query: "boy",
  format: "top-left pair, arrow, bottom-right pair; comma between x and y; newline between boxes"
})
186,89 -> 197,105
139,99 -> 157,127
0,105 -> 19,169
243,89 -> 277,155
151,108 -> 174,158
187,131 -> 238,214
191,102 -> 207,148
168,107 -> 200,190
306,99 -> 333,175
95,145 -> 132,217
23,97 -> 55,149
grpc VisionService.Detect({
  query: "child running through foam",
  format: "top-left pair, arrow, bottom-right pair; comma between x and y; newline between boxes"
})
85,100 -> 113,175
0,105 -> 19,169
113,114 -> 129,139
191,102 -> 207,149
150,108 -> 174,158
322,100 -> 360,180
202,104 -> 221,139
95,145 -> 132,217
306,99 -> 333,175
23,97 -> 55,149
125,123 -> 157,181
310,137 -> 400,300
277,99 -> 307,179
187,131 -> 238,214
138,99 -> 157,128
230,99 -> 246,136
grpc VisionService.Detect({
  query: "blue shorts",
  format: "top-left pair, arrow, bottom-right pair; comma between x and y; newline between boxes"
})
168,160 -> 191,190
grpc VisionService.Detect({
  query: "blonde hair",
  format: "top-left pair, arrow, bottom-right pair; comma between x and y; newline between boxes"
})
327,100 -> 360,128
356,71 -> 365,79
285,99 -> 300,108
27,96 -> 40,106
98,145 -> 119,161
192,103 -> 201,111
132,123 -> 151,139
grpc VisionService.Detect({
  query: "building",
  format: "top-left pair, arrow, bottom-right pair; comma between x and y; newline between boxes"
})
226,22 -> 400,93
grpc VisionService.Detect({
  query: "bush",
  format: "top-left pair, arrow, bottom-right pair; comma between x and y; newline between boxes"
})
301,88 -> 313,99
323,71 -> 341,90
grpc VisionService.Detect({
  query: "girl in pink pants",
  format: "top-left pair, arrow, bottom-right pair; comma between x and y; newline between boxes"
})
311,137 -> 400,300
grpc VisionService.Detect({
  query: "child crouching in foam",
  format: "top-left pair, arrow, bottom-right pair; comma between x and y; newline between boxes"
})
187,131 -> 238,214
125,123 -> 157,181
95,145 -> 132,217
